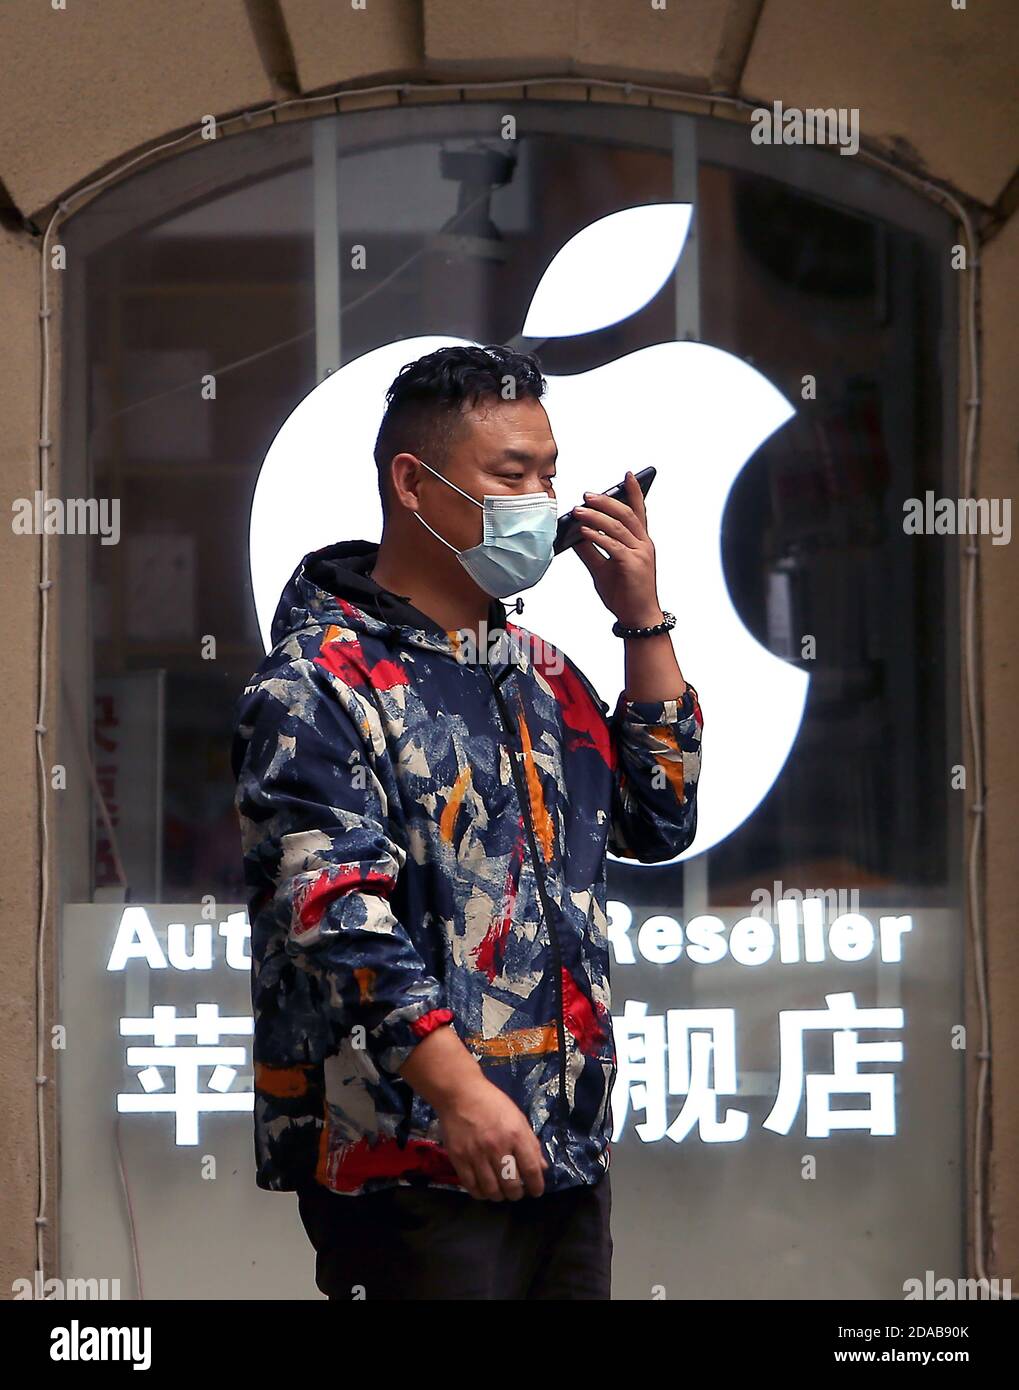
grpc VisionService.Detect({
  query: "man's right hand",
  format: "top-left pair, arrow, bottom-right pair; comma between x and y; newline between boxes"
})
434,1076 -> 548,1200
398,1024 -> 549,1200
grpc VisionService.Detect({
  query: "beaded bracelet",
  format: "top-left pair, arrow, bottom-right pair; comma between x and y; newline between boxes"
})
611,610 -> 677,638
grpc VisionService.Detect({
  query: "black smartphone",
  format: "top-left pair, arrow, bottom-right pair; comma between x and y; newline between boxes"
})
553,466 -> 657,554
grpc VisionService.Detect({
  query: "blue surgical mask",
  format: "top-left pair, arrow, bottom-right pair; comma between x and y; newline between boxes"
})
412,458 -> 558,599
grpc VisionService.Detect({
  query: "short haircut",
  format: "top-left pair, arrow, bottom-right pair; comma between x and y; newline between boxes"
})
373,344 -> 547,518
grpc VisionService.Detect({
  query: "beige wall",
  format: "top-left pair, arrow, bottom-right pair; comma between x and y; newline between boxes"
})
0,0 -> 1015,1292
0,226 -> 47,1292
979,209 -> 1019,1275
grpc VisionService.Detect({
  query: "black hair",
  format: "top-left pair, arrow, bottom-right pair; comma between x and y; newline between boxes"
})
373,344 -> 546,518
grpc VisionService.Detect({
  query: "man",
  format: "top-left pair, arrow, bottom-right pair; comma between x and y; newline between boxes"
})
231,344 -> 703,1300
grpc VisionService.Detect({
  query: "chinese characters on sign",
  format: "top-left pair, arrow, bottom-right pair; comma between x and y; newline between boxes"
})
117,1004 -> 254,1145
613,995 -> 904,1144
107,904 -> 908,1148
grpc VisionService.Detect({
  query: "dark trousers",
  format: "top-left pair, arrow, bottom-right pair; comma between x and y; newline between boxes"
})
296,1172 -> 612,1300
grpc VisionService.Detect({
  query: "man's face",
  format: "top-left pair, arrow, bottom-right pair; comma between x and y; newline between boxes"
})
414,396 -> 558,554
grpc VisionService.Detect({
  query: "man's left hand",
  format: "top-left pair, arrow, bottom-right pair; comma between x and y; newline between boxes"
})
572,470 -> 665,626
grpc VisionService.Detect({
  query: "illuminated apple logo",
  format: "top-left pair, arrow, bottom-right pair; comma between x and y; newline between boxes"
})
249,204 -> 805,862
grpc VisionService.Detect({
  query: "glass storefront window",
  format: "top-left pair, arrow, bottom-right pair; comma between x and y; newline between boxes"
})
57,101 -> 962,1298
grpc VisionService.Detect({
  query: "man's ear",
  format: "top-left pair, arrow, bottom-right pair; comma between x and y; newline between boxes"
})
388,453 -> 425,512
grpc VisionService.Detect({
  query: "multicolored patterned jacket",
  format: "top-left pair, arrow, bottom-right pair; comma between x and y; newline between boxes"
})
231,540 -> 703,1197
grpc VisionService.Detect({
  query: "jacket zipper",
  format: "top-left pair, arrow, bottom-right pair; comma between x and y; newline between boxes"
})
483,665 -> 570,1134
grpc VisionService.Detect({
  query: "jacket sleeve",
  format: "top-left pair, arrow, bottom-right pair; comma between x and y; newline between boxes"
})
233,656 -> 454,1079
607,682 -> 703,863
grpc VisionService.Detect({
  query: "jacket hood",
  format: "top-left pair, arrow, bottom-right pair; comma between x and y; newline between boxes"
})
269,539 -> 512,659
